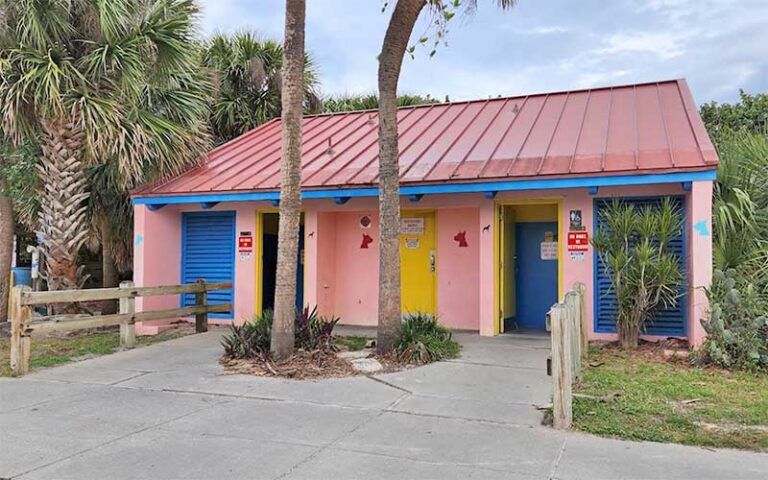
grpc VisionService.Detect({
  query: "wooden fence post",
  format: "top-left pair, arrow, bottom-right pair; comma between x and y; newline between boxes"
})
565,291 -> 582,381
10,286 -> 32,376
574,282 -> 588,359
550,304 -> 573,430
195,279 -> 208,333
118,281 -> 136,349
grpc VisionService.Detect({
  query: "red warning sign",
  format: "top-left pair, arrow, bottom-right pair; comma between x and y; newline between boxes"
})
567,231 -> 589,252
238,233 -> 253,254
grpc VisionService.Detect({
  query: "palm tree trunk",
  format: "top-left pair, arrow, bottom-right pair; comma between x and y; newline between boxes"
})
376,0 -> 426,354
0,182 -> 13,323
38,118 -> 89,292
271,0 -> 306,360
100,215 -> 119,314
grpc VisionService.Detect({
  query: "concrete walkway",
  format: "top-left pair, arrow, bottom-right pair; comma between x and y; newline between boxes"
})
1,330 -> 766,479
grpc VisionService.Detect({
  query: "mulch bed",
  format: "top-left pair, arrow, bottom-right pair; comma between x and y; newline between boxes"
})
220,349 -> 408,380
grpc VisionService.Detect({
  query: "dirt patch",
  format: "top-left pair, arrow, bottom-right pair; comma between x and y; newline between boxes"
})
695,421 -> 768,435
220,350 -> 408,380
591,338 -> 691,365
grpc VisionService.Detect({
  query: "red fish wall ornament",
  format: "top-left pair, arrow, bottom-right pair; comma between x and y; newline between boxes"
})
454,231 -> 468,247
361,233 -> 373,249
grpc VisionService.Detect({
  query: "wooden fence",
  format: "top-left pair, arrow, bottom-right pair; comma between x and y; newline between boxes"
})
9,279 -> 231,376
549,282 -> 588,429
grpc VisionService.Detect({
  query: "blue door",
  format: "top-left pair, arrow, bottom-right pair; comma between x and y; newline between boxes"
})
181,211 -> 235,319
514,222 -> 558,330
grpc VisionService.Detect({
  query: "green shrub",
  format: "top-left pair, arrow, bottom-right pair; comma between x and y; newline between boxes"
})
221,310 -> 273,359
221,307 -> 341,359
700,269 -> 768,371
295,306 -> 340,351
395,313 -> 461,364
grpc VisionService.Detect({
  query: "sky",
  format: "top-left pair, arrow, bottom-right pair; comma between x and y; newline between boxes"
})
198,0 -> 767,106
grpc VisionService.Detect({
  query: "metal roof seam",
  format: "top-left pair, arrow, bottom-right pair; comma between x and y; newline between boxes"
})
315,106 -> 421,186
220,112 -> 362,191
476,96 -> 530,178
676,78 -> 715,165
252,112 -> 372,190
504,94 -> 549,177
398,101 -> 474,180
632,84 -> 639,171
366,102 -> 457,184
656,81 -> 677,168
344,103 -> 444,185
600,87 -> 615,172
567,89 -> 592,174
536,91 -> 571,175
175,117 -> 300,193
447,97 -> 511,180
422,98 -> 494,180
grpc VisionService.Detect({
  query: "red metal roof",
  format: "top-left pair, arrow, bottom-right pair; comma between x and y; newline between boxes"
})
135,79 -> 717,197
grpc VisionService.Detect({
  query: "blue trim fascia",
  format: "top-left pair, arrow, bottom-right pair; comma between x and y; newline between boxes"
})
133,170 -> 717,206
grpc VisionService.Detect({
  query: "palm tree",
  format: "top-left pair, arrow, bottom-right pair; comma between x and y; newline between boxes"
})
0,0 -> 210,292
204,31 -> 320,145
0,137 -> 13,322
321,93 -> 438,113
271,0 -> 306,360
376,0 -> 517,353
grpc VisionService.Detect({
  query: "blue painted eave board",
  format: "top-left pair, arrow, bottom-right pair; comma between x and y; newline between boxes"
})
132,169 -> 717,206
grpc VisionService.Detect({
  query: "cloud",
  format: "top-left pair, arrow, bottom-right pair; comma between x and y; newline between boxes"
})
594,31 -> 690,60
195,0 -> 768,104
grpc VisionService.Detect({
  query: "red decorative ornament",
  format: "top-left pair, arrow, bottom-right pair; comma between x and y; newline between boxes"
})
361,233 -> 373,249
454,231 -> 468,247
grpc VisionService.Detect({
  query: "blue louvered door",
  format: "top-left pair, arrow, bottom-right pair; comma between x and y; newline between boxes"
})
594,197 -> 687,336
181,211 -> 236,319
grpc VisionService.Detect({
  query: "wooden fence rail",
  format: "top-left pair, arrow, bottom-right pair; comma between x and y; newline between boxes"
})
9,279 -> 231,376
549,282 -> 587,430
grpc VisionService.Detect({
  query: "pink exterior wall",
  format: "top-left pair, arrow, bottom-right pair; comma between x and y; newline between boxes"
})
133,180 -> 712,344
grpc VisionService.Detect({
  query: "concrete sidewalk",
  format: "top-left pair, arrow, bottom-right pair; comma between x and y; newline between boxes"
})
1,330 -> 765,479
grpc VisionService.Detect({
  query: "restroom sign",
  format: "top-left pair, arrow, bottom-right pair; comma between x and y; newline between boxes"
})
567,231 -> 589,252
401,217 -> 425,235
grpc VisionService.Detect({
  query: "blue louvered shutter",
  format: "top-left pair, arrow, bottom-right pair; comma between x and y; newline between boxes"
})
181,211 -> 236,319
594,197 -> 687,336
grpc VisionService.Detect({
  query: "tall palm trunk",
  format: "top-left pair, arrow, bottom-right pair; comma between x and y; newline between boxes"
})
38,118 -> 89,292
100,215 -> 119,314
0,181 -> 13,322
271,0 -> 306,360
376,0 -> 426,353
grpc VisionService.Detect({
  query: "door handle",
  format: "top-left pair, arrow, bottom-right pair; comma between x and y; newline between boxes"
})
430,249 -> 436,272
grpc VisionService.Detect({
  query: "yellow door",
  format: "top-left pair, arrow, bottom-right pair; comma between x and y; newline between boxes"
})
400,211 -> 436,314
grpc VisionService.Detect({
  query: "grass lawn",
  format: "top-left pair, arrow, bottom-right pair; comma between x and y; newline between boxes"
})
333,334 -> 369,351
0,325 -> 193,377
574,347 -> 768,451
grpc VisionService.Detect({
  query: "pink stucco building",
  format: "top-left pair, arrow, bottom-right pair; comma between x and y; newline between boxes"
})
131,79 -> 717,345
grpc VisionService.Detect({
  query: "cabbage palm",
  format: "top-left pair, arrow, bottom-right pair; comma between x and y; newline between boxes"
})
204,31 -> 320,145
376,0 -> 517,352
0,0 -> 210,292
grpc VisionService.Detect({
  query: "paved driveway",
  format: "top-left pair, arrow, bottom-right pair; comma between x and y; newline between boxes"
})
1,330 -> 766,479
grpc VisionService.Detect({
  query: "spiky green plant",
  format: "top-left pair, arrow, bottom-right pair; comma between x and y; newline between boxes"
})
396,313 -> 461,364
713,132 -> 768,292
591,199 -> 684,349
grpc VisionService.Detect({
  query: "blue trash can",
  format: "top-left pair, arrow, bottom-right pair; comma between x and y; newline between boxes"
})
11,267 -> 32,286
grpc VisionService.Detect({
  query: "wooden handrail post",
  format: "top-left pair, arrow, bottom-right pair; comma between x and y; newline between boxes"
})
118,281 -> 136,349
10,286 -> 32,376
550,305 -> 573,429
195,278 -> 208,333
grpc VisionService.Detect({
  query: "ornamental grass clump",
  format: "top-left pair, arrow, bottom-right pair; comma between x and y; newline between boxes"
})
395,313 -> 461,364
591,198 -> 684,349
